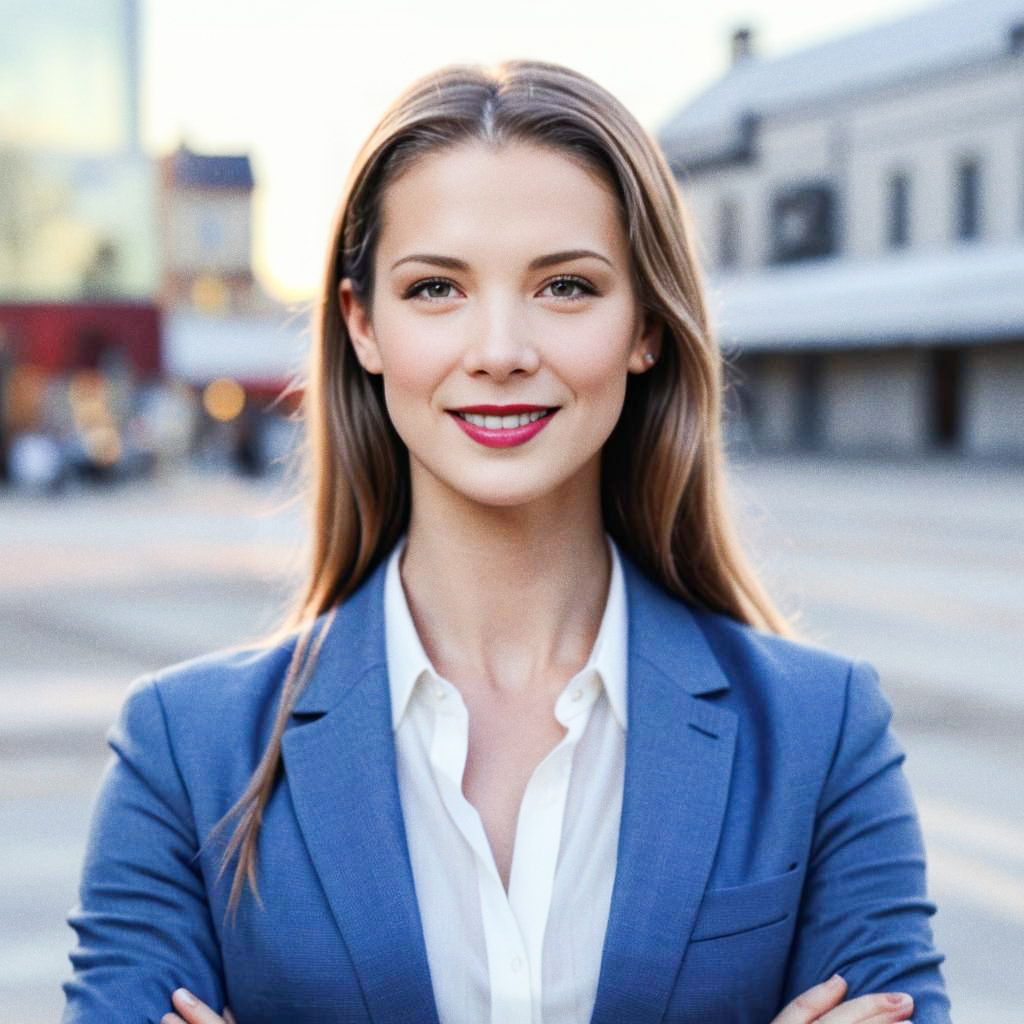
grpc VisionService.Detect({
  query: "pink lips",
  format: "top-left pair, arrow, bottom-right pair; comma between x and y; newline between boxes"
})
449,405 -> 558,449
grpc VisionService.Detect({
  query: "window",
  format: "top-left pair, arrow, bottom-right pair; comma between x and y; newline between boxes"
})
770,184 -> 837,263
718,198 -> 740,269
955,158 -> 981,240
887,172 -> 910,249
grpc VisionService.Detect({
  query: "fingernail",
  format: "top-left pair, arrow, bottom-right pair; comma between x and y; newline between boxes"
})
886,993 -> 912,1009
175,988 -> 197,1007
827,973 -> 845,990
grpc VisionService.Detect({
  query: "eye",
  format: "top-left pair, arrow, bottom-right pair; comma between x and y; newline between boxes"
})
404,278 -> 460,301
539,275 -> 597,301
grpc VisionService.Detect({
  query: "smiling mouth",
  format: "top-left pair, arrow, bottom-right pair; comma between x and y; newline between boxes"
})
446,405 -> 559,448
451,408 -> 555,429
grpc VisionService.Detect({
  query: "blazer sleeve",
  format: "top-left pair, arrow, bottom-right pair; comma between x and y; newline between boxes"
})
63,676 -> 226,1023
781,661 -> 952,1023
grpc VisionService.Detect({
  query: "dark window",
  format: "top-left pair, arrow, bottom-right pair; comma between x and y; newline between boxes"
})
956,159 -> 981,240
718,198 -> 740,269
770,184 -> 836,263
888,172 -> 910,249
1009,21 -> 1024,53
929,347 -> 963,449
795,353 -> 823,451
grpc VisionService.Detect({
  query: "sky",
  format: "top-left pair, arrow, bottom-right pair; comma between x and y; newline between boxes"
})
138,0 -> 942,299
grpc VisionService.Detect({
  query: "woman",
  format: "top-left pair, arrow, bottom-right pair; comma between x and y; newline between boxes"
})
63,61 -> 950,1023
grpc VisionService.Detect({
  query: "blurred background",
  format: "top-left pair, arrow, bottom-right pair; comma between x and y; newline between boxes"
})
1,0 -> 1021,1020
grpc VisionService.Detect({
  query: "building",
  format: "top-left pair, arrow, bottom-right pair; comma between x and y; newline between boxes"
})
157,142 -> 307,474
0,0 -> 161,482
0,0 -> 304,483
659,0 -> 1024,458
159,145 -> 260,315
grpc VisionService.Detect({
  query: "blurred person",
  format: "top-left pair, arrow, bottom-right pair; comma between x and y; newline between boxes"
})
62,62 -> 950,1024
8,430 -> 64,491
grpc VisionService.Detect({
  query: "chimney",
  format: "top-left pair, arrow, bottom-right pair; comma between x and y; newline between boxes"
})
731,26 -> 755,65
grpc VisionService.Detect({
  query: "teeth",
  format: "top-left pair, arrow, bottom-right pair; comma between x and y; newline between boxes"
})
462,410 -> 549,429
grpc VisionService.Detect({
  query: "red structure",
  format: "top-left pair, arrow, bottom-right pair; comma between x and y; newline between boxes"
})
0,301 -> 161,375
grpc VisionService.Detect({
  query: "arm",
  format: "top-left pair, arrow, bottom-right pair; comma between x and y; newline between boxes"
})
782,662 -> 951,1023
63,677 -> 226,1023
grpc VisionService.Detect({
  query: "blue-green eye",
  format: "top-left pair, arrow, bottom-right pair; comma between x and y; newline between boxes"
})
405,278 -> 458,300
541,276 -> 597,300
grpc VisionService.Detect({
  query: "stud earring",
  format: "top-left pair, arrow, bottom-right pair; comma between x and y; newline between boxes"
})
643,352 -> 656,365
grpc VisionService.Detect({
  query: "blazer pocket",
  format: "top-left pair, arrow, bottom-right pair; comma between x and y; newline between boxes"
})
690,865 -> 803,942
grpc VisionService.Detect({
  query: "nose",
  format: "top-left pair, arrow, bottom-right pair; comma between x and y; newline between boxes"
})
461,298 -> 540,380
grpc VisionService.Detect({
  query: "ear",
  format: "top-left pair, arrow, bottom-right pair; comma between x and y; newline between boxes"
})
339,278 -> 384,375
627,312 -> 662,375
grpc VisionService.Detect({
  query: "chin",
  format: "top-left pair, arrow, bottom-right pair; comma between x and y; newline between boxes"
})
415,458 -> 590,513
455,475 -> 567,510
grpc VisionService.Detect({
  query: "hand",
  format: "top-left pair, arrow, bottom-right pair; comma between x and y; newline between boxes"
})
771,975 -> 914,1023
162,988 -> 236,1024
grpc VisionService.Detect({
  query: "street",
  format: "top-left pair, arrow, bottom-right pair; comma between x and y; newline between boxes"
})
2,457 -> 1021,1022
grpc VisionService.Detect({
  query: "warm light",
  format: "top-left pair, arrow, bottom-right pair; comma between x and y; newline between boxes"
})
5,365 -> 47,432
69,369 -> 107,412
82,425 -> 123,466
191,274 -> 231,314
203,377 -> 245,422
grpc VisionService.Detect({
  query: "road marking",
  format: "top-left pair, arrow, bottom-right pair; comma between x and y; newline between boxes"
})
927,849 -> 1024,924
918,797 -> 1024,865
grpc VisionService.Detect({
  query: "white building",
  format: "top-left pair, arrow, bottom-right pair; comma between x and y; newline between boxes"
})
659,0 -> 1024,457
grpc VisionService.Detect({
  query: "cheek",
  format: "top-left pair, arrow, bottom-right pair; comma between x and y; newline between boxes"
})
372,311 -> 454,405
551,309 -> 636,402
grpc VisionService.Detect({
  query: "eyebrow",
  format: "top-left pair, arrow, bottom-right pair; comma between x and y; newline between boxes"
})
390,249 -> 613,272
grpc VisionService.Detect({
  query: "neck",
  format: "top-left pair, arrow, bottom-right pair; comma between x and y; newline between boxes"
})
400,468 -> 611,700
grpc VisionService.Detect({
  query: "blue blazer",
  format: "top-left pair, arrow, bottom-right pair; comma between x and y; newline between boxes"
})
64,552 -> 950,1023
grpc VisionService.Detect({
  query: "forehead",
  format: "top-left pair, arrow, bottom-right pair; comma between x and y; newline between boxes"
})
376,141 -> 627,262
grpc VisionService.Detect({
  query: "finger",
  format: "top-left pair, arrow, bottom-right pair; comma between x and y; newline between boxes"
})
160,1016 -> 187,1024
818,992 -> 914,1023
224,1010 -> 238,1024
771,974 -> 848,1023
170,988 -> 227,1024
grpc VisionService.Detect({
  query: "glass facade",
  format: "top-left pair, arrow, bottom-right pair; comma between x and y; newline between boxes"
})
0,0 -> 156,300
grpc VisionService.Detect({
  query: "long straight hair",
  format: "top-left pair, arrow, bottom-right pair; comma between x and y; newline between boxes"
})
215,60 -> 790,915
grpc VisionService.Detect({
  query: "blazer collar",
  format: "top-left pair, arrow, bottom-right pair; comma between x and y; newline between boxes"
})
283,551 -> 736,1024
590,558 -> 737,1024
291,557 -> 390,715
282,556 -> 439,1024
293,546 -> 730,713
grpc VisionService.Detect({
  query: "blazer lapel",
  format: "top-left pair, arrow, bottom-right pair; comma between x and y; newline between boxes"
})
591,561 -> 738,1024
281,561 -> 439,1024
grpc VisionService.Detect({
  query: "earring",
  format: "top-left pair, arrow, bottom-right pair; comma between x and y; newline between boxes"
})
643,352 -> 656,365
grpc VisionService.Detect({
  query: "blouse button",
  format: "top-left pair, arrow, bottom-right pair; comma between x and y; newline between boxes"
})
571,688 -> 583,702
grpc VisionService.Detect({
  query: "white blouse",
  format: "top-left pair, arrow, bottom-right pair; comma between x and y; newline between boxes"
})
384,537 -> 628,1024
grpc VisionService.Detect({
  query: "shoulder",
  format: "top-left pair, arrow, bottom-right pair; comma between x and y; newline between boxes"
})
109,629 -> 306,794
694,606 -> 855,697
624,554 -> 886,753
132,633 -> 299,724
689,604 -> 892,766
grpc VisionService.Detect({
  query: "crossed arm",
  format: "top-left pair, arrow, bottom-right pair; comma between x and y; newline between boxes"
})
65,663 -> 950,1023
161,973 -> 917,1024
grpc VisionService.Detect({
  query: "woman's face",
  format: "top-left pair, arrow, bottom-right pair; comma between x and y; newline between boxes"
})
341,141 -> 658,512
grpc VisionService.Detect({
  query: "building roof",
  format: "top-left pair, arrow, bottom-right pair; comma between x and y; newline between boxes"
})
169,145 -> 254,190
659,0 -> 1024,171
709,243 -> 1024,351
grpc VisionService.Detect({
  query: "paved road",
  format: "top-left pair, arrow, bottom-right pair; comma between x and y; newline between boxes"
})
733,456 -> 1024,1023
1,459 -> 1021,1022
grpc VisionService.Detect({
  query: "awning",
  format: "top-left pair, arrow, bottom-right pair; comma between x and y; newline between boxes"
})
708,242 -> 1024,351
163,309 -> 309,389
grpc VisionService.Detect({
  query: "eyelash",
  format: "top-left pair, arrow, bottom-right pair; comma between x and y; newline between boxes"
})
403,275 -> 598,302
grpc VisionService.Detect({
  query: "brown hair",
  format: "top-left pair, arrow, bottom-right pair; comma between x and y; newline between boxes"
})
214,59 -> 790,915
